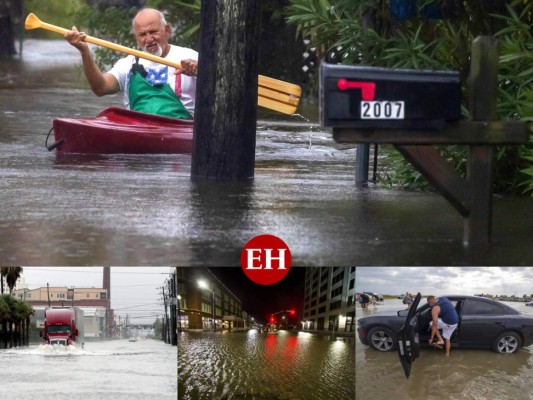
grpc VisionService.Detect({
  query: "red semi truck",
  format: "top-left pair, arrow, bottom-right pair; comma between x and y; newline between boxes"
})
39,308 -> 84,346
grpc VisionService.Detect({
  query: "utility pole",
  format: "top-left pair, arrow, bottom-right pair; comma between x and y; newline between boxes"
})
162,286 -> 169,344
169,276 -> 177,346
47,283 -> 50,307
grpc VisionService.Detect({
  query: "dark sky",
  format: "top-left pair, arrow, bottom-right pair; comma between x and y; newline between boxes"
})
207,267 -> 306,325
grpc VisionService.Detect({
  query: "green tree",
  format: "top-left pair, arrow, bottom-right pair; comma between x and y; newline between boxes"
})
153,316 -> 162,339
0,294 -> 35,348
286,0 -> 533,194
0,266 -> 23,294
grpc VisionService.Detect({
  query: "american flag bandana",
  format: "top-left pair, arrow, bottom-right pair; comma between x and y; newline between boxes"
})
145,66 -> 169,86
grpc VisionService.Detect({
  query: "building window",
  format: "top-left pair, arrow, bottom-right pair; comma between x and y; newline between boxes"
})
318,306 -> 326,314
320,283 -> 327,293
332,271 -> 344,285
349,278 -> 355,290
178,297 -> 187,310
319,294 -> 327,303
330,287 -> 342,298
100,292 -> 107,299
347,295 -> 353,307
330,300 -> 342,311
201,303 -> 212,314
351,267 -> 355,273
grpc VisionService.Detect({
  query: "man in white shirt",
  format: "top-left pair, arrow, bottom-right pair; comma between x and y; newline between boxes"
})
64,8 -> 198,118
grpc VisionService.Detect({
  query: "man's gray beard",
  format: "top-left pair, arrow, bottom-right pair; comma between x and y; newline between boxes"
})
144,44 -> 163,57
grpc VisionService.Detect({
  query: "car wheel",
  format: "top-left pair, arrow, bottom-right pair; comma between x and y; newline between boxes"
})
492,332 -> 522,354
367,326 -> 397,351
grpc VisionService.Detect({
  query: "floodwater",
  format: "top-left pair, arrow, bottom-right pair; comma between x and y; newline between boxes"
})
178,330 -> 355,400
1,39 -> 533,265
0,339 -> 176,399
356,299 -> 533,400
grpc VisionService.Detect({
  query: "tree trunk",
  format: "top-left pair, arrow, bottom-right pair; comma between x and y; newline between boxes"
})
0,321 -> 4,349
9,321 -> 13,348
191,0 -> 261,181
25,317 -> 29,346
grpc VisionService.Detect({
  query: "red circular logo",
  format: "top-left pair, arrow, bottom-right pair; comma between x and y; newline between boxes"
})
240,234 -> 291,285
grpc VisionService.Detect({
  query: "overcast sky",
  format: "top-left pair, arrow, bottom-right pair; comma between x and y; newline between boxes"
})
356,267 -> 533,297
18,267 -> 173,324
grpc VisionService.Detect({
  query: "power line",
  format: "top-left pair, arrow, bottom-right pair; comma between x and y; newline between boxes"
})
22,268 -> 169,275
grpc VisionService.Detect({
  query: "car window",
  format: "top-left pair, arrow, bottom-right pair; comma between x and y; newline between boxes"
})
462,299 -> 505,315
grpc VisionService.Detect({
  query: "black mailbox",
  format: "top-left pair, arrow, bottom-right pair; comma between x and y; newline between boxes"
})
320,62 -> 461,129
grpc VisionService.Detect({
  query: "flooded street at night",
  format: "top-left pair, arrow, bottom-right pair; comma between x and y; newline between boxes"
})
0,339 -> 176,400
1,39 -> 532,265
178,330 -> 355,400
356,299 -> 533,400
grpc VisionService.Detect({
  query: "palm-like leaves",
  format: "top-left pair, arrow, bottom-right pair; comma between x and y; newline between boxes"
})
286,0 -> 533,194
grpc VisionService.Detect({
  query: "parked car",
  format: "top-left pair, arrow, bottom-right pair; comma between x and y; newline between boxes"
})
363,292 -> 384,302
526,301 -> 533,307
357,293 -> 533,378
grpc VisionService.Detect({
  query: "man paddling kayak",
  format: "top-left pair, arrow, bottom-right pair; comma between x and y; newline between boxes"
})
64,8 -> 198,119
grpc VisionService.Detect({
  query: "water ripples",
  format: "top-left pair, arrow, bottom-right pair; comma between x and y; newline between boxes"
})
178,331 -> 355,400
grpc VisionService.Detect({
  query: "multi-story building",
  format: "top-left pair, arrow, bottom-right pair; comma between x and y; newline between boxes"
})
177,267 -> 244,331
302,267 -> 356,333
12,287 -> 108,305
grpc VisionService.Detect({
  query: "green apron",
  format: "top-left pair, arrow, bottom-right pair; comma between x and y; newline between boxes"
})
129,71 -> 192,119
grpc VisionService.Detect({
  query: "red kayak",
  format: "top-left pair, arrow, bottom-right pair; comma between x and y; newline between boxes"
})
48,107 -> 194,154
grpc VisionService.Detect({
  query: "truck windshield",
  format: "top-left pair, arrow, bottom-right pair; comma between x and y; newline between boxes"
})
48,325 -> 71,334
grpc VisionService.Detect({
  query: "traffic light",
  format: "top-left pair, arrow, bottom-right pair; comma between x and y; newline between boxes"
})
289,309 -> 295,315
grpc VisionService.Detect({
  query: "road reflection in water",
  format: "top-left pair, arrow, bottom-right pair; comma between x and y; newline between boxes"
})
178,330 -> 355,400
356,300 -> 533,400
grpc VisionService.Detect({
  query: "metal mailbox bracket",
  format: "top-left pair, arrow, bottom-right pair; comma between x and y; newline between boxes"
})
331,37 -> 530,249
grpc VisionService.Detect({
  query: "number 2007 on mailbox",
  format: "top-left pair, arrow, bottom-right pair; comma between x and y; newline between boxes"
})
361,101 -> 405,119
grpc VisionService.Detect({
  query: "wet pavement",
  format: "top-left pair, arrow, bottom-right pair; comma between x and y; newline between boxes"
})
0,339 -> 176,400
356,299 -> 533,400
178,330 -> 355,400
1,39 -> 532,265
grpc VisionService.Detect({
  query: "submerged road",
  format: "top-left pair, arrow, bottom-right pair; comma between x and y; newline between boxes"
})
0,339 -> 176,400
0,40 -> 532,265
178,330 -> 355,400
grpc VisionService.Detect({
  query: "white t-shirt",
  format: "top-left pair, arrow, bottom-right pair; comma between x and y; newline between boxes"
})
107,44 -> 198,116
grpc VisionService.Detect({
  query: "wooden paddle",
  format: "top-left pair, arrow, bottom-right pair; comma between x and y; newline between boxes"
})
25,13 -> 301,115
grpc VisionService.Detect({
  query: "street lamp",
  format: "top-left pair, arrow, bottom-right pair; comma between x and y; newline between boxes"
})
197,280 -> 215,332
177,295 -> 182,333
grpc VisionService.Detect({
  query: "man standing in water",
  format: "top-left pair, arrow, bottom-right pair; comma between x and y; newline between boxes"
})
64,8 -> 198,118
427,295 -> 459,356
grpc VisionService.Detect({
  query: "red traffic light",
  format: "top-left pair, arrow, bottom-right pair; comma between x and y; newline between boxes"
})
289,309 -> 295,315
269,316 -> 275,323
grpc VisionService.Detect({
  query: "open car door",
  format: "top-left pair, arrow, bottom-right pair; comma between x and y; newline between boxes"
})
397,292 -> 422,379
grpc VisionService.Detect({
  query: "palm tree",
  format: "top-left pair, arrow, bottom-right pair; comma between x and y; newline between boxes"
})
4,267 -> 23,294
0,295 -> 11,349
0,267 -> 8,294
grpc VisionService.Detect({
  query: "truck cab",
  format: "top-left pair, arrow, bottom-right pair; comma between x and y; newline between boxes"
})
40,308 -> 81,346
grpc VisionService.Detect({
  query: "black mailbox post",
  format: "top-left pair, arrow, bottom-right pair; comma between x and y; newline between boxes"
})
320,37 -> 529,251
320,64 -> 461,130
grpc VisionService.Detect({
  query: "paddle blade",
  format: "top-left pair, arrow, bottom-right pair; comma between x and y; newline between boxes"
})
25,13 -> 41,30
257,75 -> 301,115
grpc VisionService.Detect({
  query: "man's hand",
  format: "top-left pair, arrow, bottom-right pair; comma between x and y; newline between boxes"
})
64,26 -> 89,52
179,59 -> 198,76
